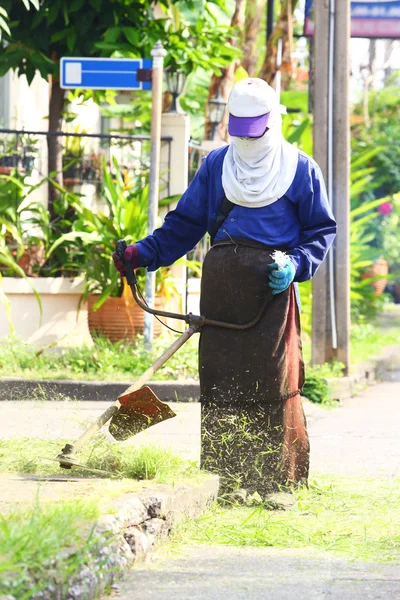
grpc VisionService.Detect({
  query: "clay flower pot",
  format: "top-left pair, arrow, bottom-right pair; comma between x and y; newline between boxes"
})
363,258 -> 389,296
87,291 -> 163,343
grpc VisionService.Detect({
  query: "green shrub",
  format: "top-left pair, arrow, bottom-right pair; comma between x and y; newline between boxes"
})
302,361 -> 344,404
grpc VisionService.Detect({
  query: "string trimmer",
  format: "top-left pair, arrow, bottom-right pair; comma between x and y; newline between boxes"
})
48,240 -> 271,474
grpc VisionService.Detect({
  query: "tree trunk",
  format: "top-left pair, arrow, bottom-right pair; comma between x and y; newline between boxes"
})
242,0 -> 267,77
47,77 -> 65,221
204,0 -> 246,142
258,0 -> 298,88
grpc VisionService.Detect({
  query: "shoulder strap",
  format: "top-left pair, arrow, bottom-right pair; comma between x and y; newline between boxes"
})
209,196 -> 235,246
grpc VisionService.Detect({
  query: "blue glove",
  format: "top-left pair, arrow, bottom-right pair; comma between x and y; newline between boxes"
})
268,261 -> 296,295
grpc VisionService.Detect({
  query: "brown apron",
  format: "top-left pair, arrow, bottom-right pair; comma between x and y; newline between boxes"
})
199,240 -> 309,496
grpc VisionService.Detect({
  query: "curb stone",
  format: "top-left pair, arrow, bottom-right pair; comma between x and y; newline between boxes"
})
12,475 -> 218,600
1,345 -> 399,405
325,344 -> 400,403
0,379 -> 200,403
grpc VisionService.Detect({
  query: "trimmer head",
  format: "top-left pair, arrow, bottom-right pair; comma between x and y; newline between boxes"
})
39,454 -> 113,475
109,386 -> 176,441
39,443 -> 112,475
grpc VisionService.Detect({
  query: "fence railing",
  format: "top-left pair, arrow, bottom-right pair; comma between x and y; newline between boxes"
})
188,140 -> 209,184
0,128 -> 172,196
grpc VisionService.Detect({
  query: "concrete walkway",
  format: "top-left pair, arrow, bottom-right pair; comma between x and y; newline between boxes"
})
308,379 -> 400,478
2,379 -> 400,477
117,546 -> 400,600
113,377 -> 400,600
2,376 -> 400,599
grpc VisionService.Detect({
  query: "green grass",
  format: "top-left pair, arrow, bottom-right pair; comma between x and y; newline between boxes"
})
0,499 -> 102,599
0,331 -> 199,381
350,321 -> 400,365
168,476 -> 400,563
1,308 -> 399,406
0,436 -> 198,482
0,436 -> 202,599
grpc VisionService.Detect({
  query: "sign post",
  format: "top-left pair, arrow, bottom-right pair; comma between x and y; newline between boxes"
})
60,57 -> 152,90
144,41 -> 167,350
60,53 -> 166,350
305,0 -> 400,38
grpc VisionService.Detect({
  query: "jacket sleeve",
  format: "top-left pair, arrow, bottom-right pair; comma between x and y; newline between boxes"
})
134,159 -> 209,272
289,161 -> 337,282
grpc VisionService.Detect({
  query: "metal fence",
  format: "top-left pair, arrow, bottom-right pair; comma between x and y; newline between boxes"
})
0,128 -> 172,195
188,140 -> 208,184
186,141 -> 211,308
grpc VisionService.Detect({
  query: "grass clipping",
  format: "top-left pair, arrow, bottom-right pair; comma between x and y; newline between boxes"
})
0,436 -> 198,481
170,476 -> 400,563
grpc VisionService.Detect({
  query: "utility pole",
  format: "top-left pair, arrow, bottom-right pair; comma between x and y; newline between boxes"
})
267,0 -> 275,41
311,0 -> 350,372
333,0 -> 350,370
144,40 -> 166,350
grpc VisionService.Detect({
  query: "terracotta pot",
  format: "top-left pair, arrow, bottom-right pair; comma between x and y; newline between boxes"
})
87,291 -> 164,343
17,244 -> 46,276
362,258 -> 389,296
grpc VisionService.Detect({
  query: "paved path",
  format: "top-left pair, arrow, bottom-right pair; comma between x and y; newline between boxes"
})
2,376 -> 400,599
308,380 -> 400,478
116,546 -> 400,600
2,379 -> 400,477
1,400 -> 201,463
114,377 -> 400,600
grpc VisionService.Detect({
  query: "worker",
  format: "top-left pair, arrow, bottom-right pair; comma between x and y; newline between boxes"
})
113,78 -> 337,503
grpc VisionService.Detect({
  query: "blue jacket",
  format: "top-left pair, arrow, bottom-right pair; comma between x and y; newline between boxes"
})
136,145 -> 337,282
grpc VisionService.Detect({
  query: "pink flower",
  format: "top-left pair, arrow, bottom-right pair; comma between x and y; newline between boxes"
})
378,202 -> 393,216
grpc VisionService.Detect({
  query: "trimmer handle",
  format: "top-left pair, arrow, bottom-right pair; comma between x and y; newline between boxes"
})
115,239 -> 137,286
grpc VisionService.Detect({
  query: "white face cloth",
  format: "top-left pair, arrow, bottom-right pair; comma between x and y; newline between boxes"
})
222,107 -> 299,208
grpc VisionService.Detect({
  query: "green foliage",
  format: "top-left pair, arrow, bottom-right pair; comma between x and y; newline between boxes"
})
47,157 -> 149,308
0,169 -> 82,278
0,436 -> 198,599
302,361 -> 344,405
280,90 -> 309,113
298,281 -> 312,336
180,68 -> 212,140
281,90 -> 313,156
100,91 -> 153,135
349,196 -> 387,320
352,77 -> 400,198
0,0 -> 38,41
0,331 -> 200,381
0,0 -> 238,85
47,157 -> 198,309
302,371 -> 330,404
161,1 -> 240,76
0,170 -> 44,317
0,499 -> 100,599
350,319 -> 400,365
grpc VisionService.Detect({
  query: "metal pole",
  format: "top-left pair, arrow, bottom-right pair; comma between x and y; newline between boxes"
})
144,40 -> 167,350
311,0 -> 332,365
275,37 -> 283,101
327,0 -> 338,351
267,0 -> 275,41
333,0 -> 350,372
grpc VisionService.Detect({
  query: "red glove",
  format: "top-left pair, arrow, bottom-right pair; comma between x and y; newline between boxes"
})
112,244 -> 139,276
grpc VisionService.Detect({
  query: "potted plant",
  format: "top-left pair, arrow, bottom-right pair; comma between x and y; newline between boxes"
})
62,126 -> 88,185
48,157 -> 188,342
0,170 -> 47,276
0,134 -> 20,174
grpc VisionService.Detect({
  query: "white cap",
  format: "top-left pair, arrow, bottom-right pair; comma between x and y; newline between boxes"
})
228,78 -> 279,118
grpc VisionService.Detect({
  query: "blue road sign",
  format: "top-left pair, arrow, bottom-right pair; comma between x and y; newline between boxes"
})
60,57 -> 152,91
305,0 -> 400,38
